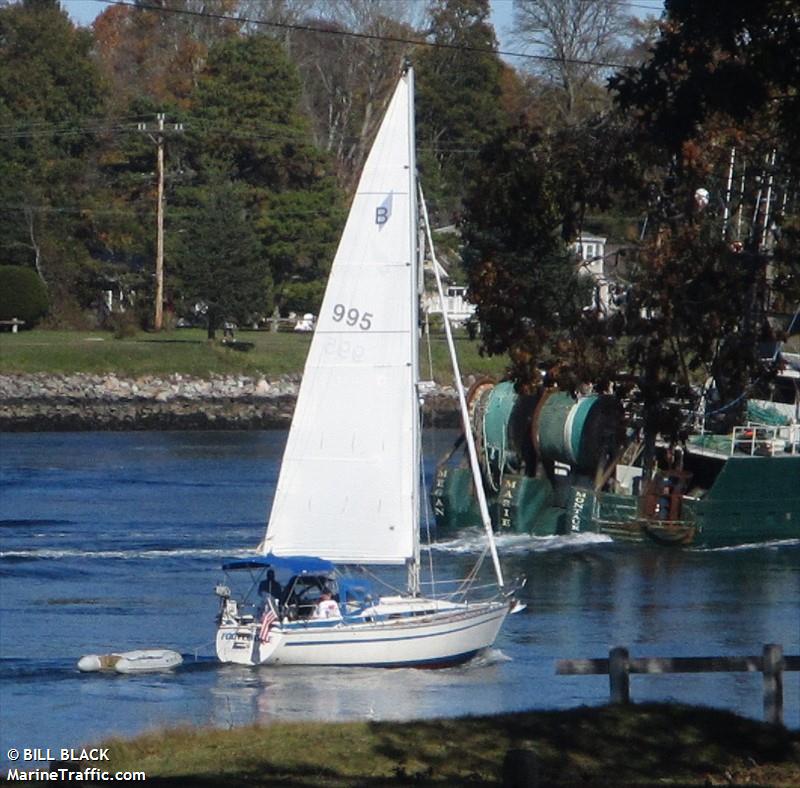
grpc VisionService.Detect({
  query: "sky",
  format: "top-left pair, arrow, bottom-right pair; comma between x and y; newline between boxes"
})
61,0 -> 521,38
63,0 -> 107,25
62,0 -> 665,53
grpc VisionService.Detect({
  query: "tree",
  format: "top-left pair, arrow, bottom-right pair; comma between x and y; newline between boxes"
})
90,0 -> 241,317
0,265 -> 49,326
512,0 -> 631,124
415,0 -> 509,221
173,178 -> 270,339
459,122 -> 596,389
608,0 -> 800,457
287,1 -> 417,187
178,33 -> 343,315
0,0 -> 107,321
620,213 -> 762,451
93,0 -> 241,111
239,0 -> 316,37
611,0 -> 800,172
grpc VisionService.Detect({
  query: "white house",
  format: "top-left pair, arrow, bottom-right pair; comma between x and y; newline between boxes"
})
421,284 -> 476,326
574,233 -> 613,315
420,232 -> 616,326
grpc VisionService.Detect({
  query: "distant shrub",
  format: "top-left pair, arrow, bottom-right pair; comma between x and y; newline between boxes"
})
107,310 -> 139,339
0,266 -> 49,327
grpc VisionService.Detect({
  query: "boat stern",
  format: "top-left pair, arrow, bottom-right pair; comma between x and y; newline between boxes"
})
216,622 -> 284,665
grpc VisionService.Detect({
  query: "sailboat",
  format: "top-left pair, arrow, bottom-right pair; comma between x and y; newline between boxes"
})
215,63 -> 518,668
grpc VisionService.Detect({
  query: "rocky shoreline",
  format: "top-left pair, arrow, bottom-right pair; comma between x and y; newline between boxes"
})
0,373 -> 462,431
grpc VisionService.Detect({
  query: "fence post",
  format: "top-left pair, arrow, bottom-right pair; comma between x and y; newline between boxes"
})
763,643 -> 784,725
609,646 -> 630,704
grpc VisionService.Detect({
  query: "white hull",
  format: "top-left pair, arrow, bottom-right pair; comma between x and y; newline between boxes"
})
216,597 -> 510,668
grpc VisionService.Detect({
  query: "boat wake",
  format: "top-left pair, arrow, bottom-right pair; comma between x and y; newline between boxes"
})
0,657 -> 84,683
430,529 -> 612,555
698,538 -> 800,553
469,648 -> 512,668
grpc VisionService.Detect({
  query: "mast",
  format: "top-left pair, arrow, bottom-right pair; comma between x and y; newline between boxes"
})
419,189 -> 506,591
761,149 -> 777,251
407,62 -> 421,596
721,147 -> 735,240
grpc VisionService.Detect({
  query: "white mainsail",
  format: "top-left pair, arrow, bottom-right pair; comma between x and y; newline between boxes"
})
261,69 -> 419,565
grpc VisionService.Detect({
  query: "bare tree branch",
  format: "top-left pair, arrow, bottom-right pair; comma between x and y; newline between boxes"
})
512,0 -> 630,122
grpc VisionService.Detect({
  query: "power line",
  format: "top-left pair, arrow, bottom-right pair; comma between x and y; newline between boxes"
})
96,0 -> 632,69
2,98 -> 795,146
0,204 -> 347,223
512,0 -> 665,18
619,1 -> 666,11
0,115 -> 494,150
0,113 -> 153,131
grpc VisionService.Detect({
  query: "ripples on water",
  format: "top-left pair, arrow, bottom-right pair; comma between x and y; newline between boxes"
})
1,431 -> 798,770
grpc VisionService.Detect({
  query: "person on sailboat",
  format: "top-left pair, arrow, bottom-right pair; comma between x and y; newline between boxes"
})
258,569 -> 282,601
257,569 -> 283,620
312,590 -> 341,620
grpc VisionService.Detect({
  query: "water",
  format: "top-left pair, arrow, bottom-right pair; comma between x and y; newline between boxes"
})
1,431 -> 798,770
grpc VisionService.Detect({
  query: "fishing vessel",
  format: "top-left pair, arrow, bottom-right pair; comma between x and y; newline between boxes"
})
432,352 -> 799,548
215,63 -> 517,667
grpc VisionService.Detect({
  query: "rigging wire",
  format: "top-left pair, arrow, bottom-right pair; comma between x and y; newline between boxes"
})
418,400 -> 437,598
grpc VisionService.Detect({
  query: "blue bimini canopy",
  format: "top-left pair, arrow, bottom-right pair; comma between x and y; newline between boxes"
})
222,554 -> 335,575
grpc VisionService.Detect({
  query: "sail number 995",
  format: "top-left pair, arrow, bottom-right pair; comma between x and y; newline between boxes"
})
332,303 -> 373,330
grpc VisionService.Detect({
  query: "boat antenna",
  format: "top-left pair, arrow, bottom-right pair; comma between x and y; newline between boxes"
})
418,184 -> 505,590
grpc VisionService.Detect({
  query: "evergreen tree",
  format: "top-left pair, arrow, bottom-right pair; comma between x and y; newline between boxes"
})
0,0 -> 106,320
0,265 -> 49,326
180,33 -> 343,315
415,0 -> 508,221
174,177 -> 270,339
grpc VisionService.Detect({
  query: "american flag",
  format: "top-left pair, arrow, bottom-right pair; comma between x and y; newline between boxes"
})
259,603 -> 278,643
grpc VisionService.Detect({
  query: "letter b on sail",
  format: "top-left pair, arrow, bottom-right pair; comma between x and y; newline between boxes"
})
376,193 -> 393,229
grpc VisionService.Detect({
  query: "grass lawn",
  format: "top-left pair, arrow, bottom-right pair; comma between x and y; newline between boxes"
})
0,328 -> 509,382
29,703 -> 800,787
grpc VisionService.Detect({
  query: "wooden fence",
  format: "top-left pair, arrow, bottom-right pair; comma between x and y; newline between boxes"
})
557,644 -> 799,725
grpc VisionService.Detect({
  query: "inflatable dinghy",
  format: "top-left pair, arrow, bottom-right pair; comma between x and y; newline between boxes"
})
77,649 -> 183,674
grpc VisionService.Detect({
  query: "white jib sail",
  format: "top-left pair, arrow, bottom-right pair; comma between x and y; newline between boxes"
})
261,69 -> 418,564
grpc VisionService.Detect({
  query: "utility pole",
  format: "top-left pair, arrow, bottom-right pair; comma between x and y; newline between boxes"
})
138,114 -> 184,330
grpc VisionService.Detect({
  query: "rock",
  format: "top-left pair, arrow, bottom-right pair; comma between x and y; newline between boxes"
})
0,373 -> 458,431
255,378 -> 271,395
